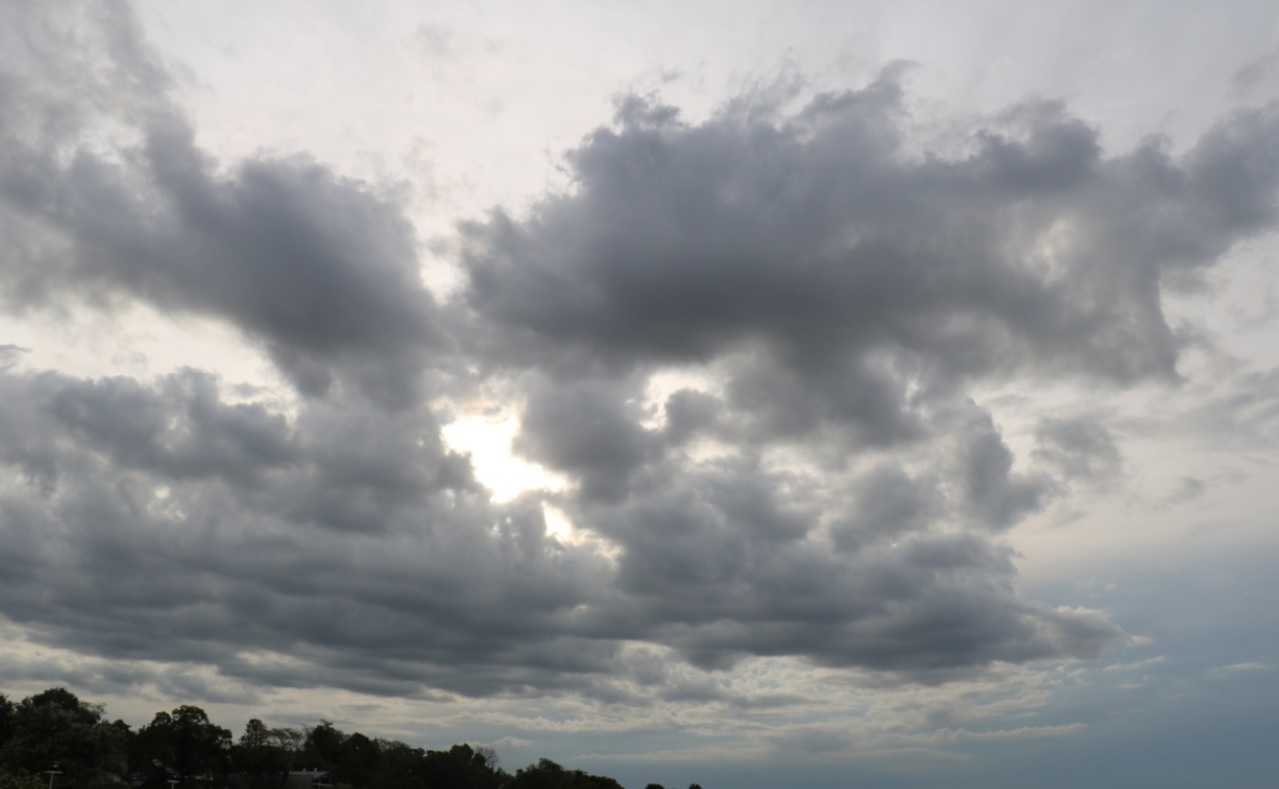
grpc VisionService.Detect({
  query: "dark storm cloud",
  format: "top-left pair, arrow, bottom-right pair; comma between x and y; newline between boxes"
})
0,1 -> 440,406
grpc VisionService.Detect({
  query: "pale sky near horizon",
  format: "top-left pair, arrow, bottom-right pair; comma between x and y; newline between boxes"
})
2,2 -> 1278,787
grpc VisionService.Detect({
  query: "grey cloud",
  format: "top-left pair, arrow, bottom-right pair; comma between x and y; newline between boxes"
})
1182,366 -> 1279,449
453,74 -> 1279,586
459,76 -> 1279,397
1232,46 -> 1279,95
555,453 -> 1118,673
662,388 -> 722,445
514,376 -> 662,502
1184,105 -> 1279,233
0,3 -> 1182,704
1165,477 -> 1207,506
0,345 -> 27,370
0,363 -> 1123,692
719,350 -> 922,450
956,412 -> 1052,530
65,120 -> 436,405
1033,415 -> 1123,487
0,366 -> 617,698
0,649 -> 163,702
830,463 -> 937,552
0,2 -> 440,406
152,665 -> 263,707
45,370 -> 297,487
767,726 -> 852,755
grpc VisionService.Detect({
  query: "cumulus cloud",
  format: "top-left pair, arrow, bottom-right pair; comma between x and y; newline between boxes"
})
0,1 -> 441,406
458,72 -> 1279,392
0,363 -> 1122,695
0,366 -> 617,698
954,410 -> 1053,530
514,375 -> 663,502
7,1 -> 1279,708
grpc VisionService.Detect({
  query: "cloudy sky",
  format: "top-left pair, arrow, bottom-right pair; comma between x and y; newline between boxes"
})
2,1 -> 1278,786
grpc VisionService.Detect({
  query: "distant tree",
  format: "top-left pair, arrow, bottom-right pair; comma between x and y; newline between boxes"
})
507,758 -> 566,789
0,688 -> 661,789
240,719 -> 270,749
415,743 -> 508,789
471,745 -> 499,772
507,758 -> 624,789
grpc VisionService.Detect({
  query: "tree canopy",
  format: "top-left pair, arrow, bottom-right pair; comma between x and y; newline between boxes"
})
0,688 -> 696,789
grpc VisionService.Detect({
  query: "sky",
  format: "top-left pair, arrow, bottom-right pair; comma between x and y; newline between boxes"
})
1,1 -> 1278,787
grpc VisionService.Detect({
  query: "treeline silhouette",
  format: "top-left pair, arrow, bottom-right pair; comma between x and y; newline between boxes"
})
0,688 -> 702,789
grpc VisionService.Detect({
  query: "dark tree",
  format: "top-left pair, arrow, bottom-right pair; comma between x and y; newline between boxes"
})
368,739 -> 428,789
0,688 -> 127,789
334,732 -> 379,787
0,687 -> 676,789
231,718 -> 290,788
507,758 -> 624,789
301,720 -> 344,771
416,743 -> 507,789
0,695 -> 14,752
131,705 -> 231,788
0,770 -> 43,789
241,719 -> 270,749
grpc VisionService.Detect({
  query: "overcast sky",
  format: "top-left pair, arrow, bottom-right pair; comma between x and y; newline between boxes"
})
2,1 -> 1278,787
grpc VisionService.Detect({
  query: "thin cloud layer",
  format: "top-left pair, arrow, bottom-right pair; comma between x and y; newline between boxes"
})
3,0 -> 1278,713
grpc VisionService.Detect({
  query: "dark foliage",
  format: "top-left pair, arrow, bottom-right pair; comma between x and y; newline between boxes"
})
0,688 -> 692,789
0,688 -> 127,789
